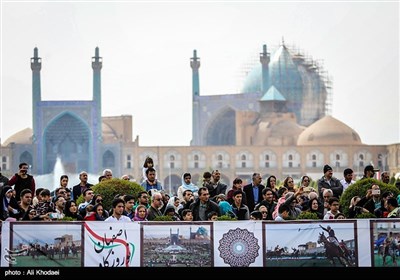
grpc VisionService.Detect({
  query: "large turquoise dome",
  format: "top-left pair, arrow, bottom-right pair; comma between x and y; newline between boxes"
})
241,43 -> 330,127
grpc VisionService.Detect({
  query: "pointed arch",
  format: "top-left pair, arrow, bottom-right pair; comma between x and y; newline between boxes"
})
44,112 -> 91,173
205,107 -> 236,145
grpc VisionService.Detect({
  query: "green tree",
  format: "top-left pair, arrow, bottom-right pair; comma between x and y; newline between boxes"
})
340,178 -> 399,217
76,178 -> 144,211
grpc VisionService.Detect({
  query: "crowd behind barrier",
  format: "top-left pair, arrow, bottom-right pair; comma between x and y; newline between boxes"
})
1,219 -> 399,267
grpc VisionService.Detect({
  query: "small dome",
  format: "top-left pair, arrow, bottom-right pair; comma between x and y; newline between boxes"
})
254,115 -> 305,146
297,116 -> 362,146
3,128 -> 33,146
270,120 -> 304,137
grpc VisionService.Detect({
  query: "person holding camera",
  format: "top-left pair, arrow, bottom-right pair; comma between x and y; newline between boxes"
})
356,184 -> 382,216
8,162 -> 35,202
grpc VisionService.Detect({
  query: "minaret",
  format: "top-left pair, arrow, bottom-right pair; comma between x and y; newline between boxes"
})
31,47 -> 42,143
92,46 -> 102,131
92,47 -> 102,173
260,44 -> 270,93
190,49 -> 200,96
190,50 -> 201,145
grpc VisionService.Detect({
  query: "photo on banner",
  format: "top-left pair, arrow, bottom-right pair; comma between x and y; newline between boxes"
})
140,222 -> 213,267
264,220 -> 358,267
5,222 -> 83,267
370,219 -> 400,267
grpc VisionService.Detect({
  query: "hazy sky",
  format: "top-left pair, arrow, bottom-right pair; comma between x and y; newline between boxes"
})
1,1 -> 399,147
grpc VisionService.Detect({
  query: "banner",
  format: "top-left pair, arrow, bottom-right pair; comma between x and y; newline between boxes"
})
1,219 -> 399,267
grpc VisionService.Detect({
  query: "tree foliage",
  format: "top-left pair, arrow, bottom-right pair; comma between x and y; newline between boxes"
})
76,178 -> 144,210
339,178 -> 399,217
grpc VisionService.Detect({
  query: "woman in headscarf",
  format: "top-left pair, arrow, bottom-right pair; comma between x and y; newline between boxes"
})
133,204 -> 148,221
177,173 -> 199,202
0,186 -> 20,220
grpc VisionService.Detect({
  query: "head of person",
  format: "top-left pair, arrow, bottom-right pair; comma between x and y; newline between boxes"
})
182,172 -> 192,184
232,190 -> 243,205
20,189 -> 33,205
121,174 -> 130,181
277,186 -> 288,198
151,192 -> 163,208
135,205 -> 148,220
94,203 -> 106,219
79,171 -> 89,183
82,188 -> 94,202
252,173 -> 262,185
381,171 -> 390,184
212,170 -> 221,182
343,168 -> 354,182
266,175 -> 277,188
181,209 -> 193,221
56,187 -> 67,198
308,197 -> 320,211
301,175 -> 310,187
182,190 -> 194,202
334,213 -> 346,219
328,197 -> 340,210
262,187 -> 275,202
323,165 -> 333,178
19,162 -> 29,174
40,189 -> 51,202
60,175 -> 69,187
371,184 -> 381,198
284,176 -> 294,189
203,171 -> 212,186
322,189 -> 333,202
364,165 -> 375,178
64,188 -> 72,201
65,200 -> 78,216
198,187 -> 210,203
98,175 -> 106,182
137,191 -> 149,205
123,194 -> 135,210
111,198 -> 125,216
207,211 -> 218,221
233,177 -> 243,189
146,167 -> 157,183
258,205 -> 268,219
102,169 -> 113,179
250,210 -> 263,220
143,156 -> 154,168
387,197 -> 399,212
219,201 -> 233,216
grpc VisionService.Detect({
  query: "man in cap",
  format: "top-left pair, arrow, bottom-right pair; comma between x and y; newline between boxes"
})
361,165 -> 376,180
317,164 -> 343,199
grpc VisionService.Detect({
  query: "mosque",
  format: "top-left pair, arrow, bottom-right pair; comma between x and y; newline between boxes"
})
1,42 -> 399,194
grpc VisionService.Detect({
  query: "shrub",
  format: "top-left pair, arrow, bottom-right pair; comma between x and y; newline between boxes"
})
61,216 -> 76,221
355,212 -> 376,219
297,211 -> 319,220
152,215 -> 173,221
76,178 -> 145,210
218,214 -> 237,221
340,178 -> 399,217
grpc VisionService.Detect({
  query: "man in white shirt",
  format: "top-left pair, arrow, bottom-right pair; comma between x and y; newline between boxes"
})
105,198 -> 132,222
340,168 -> 355,192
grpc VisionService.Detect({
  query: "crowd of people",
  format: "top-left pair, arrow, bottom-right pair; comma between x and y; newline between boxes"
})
0,159 -> 400,225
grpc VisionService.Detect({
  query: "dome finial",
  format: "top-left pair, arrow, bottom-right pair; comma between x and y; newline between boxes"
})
281,36 -> 285,46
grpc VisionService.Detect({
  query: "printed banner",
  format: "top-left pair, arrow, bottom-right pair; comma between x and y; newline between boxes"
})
1,219 -> 399,267
83,221 -> 140,267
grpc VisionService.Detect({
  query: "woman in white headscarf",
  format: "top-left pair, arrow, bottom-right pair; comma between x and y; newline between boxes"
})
177,173 -> 199,202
